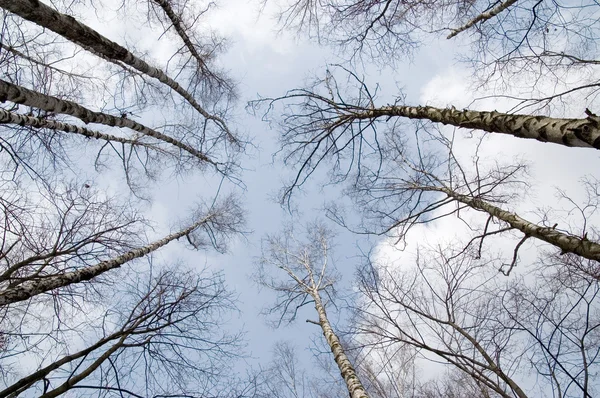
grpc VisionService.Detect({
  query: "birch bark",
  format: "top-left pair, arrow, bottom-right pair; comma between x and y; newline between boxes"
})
0,108 -> 158,149
312,290 -> 370,398
446,0 -> 520,39
0,79 -> 214,164
0,215 -> 212,306
359,105 -> 600,149
431,187 -> 600,262
0,0 -> 231,137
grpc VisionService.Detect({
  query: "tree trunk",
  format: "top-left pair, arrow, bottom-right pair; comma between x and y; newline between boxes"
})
151,0 -> 213,79
312,290 -> 370,398
0,330 -> 128,397
0,215 -> 211,306
0,0 -> 231,136
0,108 -> 157,148
0,79 -> 214,164
363,105 -> 600,149
436,187 -> 600,263
446,0 -> 520,39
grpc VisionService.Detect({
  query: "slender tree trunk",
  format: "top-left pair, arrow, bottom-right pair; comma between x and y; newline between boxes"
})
38,336 -> 128,398
447,0 -> 520,39
151,0 -> 218,81
312,290 -> 370,398
0,79 -> 214,164
448,321 -> 529,398
432,187 -> 600,263
0,108 -> 160,149
0,0 -> 231,136
0,215 -> 211,306
0,330 -> 128,397
361,105 -> 600,149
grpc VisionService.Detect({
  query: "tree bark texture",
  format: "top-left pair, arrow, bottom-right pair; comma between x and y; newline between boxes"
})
0,108 -> 158,147
438,187 -> 600,263
0,79 -> 214,163
312,290 -> 370,398
447,0 -> 520,39
0,216 -> 210,306
0,0 -> 229,133
363,105 -> 600,149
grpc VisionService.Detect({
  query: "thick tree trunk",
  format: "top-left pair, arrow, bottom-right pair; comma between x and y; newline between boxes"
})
0,0 -> 231,135
0,79 -> 214,164
363,105 -> 600,149
436,187 -> 600,263
0,216 -> 210,306
312,290 -> 370,398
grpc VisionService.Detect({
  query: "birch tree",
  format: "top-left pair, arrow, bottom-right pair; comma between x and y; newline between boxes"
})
354,242 -> 600,397
0,187 -> 246,395
254,67 -> 600,277
255,224 -> 370,398
1,268 -> 246,398
0,0 -> 241,190
0,190 -> 244,307
0,0 -> 251,396
254,66 -> 600,199
263,0 -> 600,110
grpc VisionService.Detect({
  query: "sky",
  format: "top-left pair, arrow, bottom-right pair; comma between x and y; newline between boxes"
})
4,0 -> 600,394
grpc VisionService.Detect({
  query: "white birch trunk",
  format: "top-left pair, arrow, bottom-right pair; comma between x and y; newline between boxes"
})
437,187 -> 600,262
0,79 -> 214,164
363,105 -> 600,149
0,0 -> 232,137
0,216 -> 210,306
446,0 -> 520,39
0,108 -> 158,148
312,290 -> 370,398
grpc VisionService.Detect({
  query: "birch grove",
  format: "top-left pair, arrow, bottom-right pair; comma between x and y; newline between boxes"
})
0,0 -> 249,395
251,0 -> 600,392
0,0 -> 599,394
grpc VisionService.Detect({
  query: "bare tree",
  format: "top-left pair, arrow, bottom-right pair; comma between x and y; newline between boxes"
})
253,67 -> 600,278
259,341 -> 320,398
254,67 -> 600,196
1,267 -> 246,398
255,223 -> 370,398
0,190 -> 244,307
0,0 -> 252,396
141,0 -> 236,101
415,368 -> 503,398
0,0 -> 242,191
354,242 -> 600,398
0,0 -> 231,135
262,0 -> 600,110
